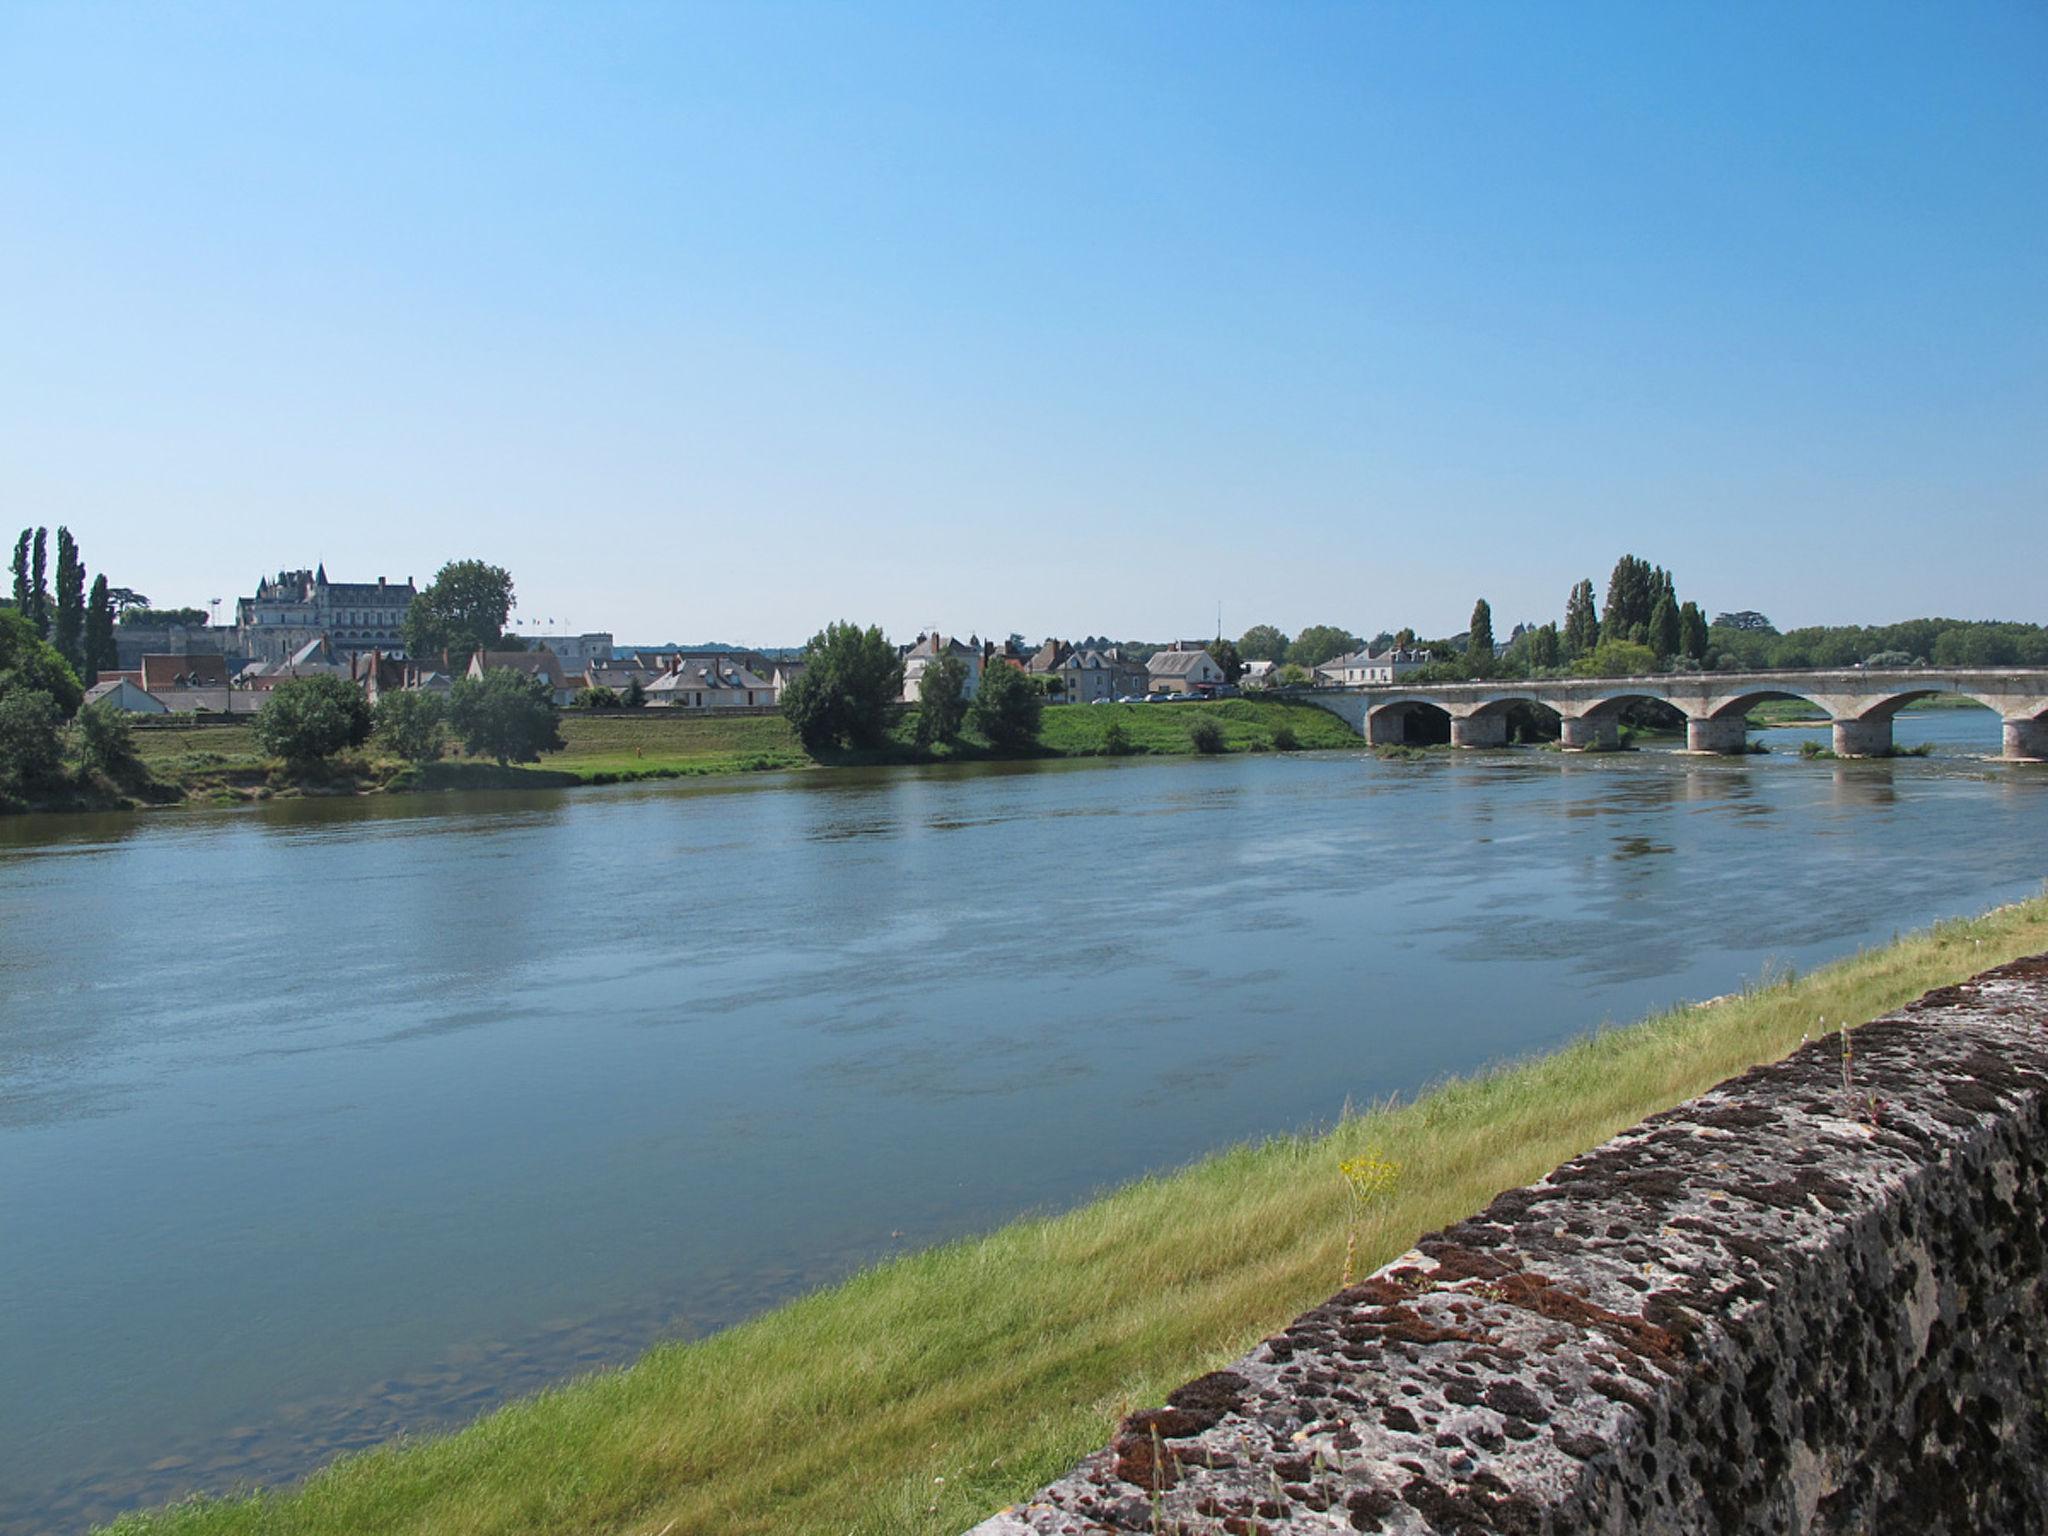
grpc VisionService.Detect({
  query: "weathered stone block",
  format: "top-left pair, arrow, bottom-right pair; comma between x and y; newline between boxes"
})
968,957 -> 2048,1534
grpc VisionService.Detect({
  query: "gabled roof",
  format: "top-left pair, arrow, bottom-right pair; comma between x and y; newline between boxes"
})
903,633 -> 980,661
1146,649 -> 1216,676
473,649 -> 565,685
140,653 -> 230,691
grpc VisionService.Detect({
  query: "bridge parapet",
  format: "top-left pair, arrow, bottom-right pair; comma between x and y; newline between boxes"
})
1277,669 -> 2048,759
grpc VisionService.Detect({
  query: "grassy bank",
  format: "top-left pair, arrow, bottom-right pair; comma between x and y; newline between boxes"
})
103,891 -> 2048,1536
97,698 -> 1357,810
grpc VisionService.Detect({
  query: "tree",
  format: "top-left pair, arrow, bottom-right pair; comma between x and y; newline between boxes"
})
1275,662 -> 1311,687
1713,611 -> 1776,633
1187,717 -> 1225,754
447,668 -> 564,765
0,688 -> 64,792
1393,627 -> 1417,651
1525,622 -> 1562,670
72,700 -> 139,779
1678,601 -> 1709,663
401,560 -> 517,659
84,575 -> 117,685
9,531 -> 29,615
117,606 -> 210,629
1602,556 -> 1674,645
1287,625 -> 1360,669
254,675 -> 375,767
970,659 -> 1044,749
0,608 -> 84,715
622,674 -> 646,708
1562,579 -> 1600,658
106,586 -> 150,613
1467,599 -> 1495,663
779,622 -> 904,752
1647,593 -> 1681,661
374,689 -> 448,763
1236,625 -> 1290,664
1571,638 -> 1659,678
914,653 -> 970,748
578,684 -> 621,709
28,527 -> 50,636
53,528 -> 85,669
1207,637 -> 1245,683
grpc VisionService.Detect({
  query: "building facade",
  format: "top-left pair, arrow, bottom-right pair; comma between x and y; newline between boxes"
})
236,566 -> 417,664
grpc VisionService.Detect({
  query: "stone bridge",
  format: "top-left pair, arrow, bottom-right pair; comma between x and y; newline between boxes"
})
1283,668 -> 2048,759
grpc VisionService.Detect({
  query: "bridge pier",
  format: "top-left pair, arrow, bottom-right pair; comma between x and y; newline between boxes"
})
2005,717 -> 2048,761
1450,713 -> 1508,749
1559,716 -> 1618,751
1685,715 -> 1750,754
1832,717 -> 1894,758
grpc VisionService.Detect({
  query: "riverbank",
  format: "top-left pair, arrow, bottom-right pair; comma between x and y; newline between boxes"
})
18,698 -> 1358,814
100,890 -> 2048,1536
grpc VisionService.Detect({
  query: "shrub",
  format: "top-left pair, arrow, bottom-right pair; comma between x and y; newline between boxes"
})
1102,719 -> 1131,756
374,689 -> 447,764
579,685 -> 621,709
448,667 -> 564,765
253,675 -> 374,767
1271,723 -> 1300,752
1188,717 -> 1226,754
0,687 -> 65,791
71,700 -> 138,777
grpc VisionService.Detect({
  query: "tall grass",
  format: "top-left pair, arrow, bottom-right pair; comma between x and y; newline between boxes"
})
102,893 -> 2048,1536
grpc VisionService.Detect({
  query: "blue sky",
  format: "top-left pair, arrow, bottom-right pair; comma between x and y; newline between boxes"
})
2,2 -> 2042,645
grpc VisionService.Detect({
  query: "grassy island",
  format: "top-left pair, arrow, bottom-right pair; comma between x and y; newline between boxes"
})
102,892 -> 2048,1536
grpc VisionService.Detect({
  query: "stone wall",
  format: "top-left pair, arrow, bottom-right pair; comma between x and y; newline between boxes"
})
968,957 -> 2048,1534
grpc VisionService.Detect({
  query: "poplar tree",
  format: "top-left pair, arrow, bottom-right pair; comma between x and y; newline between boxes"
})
1468,599 -> 1495,661
1648,592 -> 1681,660
85,574 -> 118,685
1562,579 -> 1600,657
9,530 -> 29,613
53,527 -> 85,669
28,527 -> 50,636
1678,601 -> 1709,663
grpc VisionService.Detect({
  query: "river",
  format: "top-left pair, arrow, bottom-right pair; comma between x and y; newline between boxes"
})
1,707 -> 2042,1533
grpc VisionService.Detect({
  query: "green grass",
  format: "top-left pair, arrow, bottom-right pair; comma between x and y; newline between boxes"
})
102,700 -> 1359,811
100,892 -> 2048,1536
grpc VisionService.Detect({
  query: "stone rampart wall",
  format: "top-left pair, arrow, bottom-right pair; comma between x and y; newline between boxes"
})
969,957 -> 2048,1534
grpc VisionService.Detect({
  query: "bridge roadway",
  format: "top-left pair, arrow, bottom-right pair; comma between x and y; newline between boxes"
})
1285,667 -> 2048,759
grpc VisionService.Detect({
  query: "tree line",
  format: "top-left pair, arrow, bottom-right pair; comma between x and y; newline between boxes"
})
9,526 -> 127,686
1228,553 -> 2047,683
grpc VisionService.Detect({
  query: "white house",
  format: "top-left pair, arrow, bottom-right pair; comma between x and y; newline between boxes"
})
900,634 -> 986,703
1315,647 -> 1434,686
644,654 -> 776,708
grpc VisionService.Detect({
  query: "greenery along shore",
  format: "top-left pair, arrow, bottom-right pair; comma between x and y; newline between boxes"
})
99,892 -> 2048,1536
8,696 -> 1358,813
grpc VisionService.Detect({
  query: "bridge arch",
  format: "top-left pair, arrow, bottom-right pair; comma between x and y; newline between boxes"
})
1365,698 -> 1452,746
1464,694 -> 1564,744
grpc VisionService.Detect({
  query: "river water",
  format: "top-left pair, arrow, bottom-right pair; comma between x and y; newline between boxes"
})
2,709 -> 2042,1533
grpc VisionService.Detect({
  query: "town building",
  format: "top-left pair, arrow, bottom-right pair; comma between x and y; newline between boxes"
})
1053,646 -> 1148,703
236,566 -> 417,665
1146,645 -> 1226,696
1315,647 -> 1434,686
82,678 -> 169,713
469,647 -> 582,707
644,654 -> 776,708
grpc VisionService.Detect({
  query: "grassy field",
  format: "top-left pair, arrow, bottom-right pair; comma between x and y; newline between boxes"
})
101,891 -> 2048,1536
108,698 -> 1359,808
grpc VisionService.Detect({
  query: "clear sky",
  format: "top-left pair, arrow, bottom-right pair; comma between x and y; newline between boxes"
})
3,2 -> 2043,646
